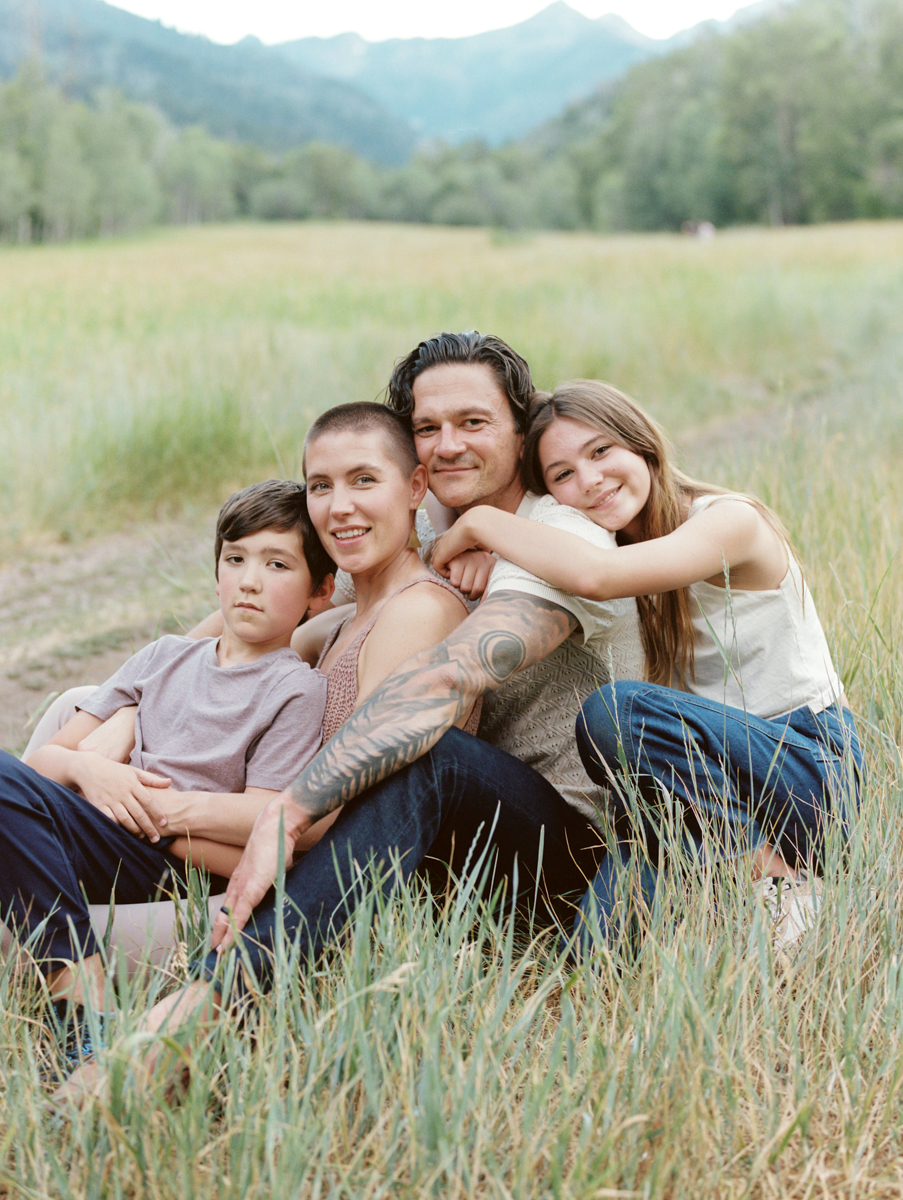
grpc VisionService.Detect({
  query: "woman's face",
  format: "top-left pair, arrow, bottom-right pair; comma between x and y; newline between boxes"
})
305,428 -> 427,578
538,415 -> 651,542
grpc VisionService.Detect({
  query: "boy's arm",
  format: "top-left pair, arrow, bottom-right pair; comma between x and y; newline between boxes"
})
77,704 -> 138,761
26,711 -> 171,841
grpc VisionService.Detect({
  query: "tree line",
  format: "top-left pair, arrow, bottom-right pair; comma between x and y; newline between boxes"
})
1,0 -> 901,243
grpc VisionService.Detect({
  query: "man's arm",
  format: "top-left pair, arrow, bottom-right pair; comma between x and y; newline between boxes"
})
212,592 -> 578,946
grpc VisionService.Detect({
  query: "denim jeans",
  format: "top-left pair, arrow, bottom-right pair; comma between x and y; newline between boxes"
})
200,727 -> 601,992
573,682 -> 862,954
0,751 -> 208,972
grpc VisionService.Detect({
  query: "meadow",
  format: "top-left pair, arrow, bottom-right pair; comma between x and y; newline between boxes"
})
1,219 -> 903,1197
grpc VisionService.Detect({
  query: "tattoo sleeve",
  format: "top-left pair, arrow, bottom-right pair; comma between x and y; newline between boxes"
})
289,592 -> 578,823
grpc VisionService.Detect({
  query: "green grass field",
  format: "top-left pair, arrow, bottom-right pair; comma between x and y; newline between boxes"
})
2,219 -> 903,1197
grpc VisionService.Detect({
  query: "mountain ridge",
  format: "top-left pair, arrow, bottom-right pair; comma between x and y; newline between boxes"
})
0,0 -> 783,157
274,3 -> 668,144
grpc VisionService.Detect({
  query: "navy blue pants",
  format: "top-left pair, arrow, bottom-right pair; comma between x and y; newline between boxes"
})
0,750 -> 202,973
200,727 -> 602,992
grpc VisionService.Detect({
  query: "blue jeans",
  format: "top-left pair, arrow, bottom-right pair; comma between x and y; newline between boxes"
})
573,682 -> 862,955
200,727 -> 601,992
0,751 -> 209,973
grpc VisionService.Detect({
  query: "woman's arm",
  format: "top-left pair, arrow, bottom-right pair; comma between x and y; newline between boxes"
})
168,837 -> 243,877
155,786 -> 280,847
164,783 -> 340,869
291,603 -> 354,667
356,582 -> 474,724
432,501 -> 786,599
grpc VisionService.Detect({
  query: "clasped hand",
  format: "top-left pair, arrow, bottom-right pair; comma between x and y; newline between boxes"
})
430,528 -> 494,598
74,752 -> 171,841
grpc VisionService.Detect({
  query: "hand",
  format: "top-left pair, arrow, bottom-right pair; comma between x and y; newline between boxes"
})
430,511 -> 486,577
77,705 -> 137,762
209,792 -> 307,953
70,753 -> 171,841
443,548 -> 495,599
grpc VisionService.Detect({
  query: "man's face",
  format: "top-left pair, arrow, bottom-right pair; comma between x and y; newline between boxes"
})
410,363 -> 525,513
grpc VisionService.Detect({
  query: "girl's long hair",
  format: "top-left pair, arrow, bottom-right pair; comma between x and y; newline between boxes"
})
523,380 -> 790,687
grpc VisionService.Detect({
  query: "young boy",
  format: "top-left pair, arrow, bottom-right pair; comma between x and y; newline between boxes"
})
0,478 -> 333,1034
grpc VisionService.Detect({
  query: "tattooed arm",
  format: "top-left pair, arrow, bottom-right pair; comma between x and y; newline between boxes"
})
210,591 -> 577,947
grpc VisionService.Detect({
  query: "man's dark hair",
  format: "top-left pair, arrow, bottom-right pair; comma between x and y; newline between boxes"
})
303,402 -> 419,478
214,479 -> 335,590
385,331 -> 534,434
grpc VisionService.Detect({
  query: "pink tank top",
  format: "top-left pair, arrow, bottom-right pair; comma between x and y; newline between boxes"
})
318,577 -> 482,742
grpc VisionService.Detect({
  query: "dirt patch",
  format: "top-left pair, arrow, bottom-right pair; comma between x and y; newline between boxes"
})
0,515 -> 218,755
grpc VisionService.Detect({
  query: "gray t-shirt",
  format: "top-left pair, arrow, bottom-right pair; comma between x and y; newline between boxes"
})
81,635 -> 327,794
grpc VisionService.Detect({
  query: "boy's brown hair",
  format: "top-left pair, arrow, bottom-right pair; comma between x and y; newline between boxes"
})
214,479 -> 335,590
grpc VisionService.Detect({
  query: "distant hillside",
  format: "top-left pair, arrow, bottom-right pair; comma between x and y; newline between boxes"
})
0,0 -> 415,163
274,3 -> 662,144
0,0 -> 794,166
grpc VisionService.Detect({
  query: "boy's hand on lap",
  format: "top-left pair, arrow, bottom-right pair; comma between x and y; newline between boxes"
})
71,753 -> 171,841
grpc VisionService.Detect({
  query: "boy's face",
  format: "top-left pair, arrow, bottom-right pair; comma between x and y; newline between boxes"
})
216,525 -> 330,657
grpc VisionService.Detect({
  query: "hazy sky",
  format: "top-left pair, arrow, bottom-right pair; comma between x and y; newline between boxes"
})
107,1 -> 749,45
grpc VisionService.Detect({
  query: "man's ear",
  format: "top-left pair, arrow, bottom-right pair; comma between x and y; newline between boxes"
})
410,463 -> 429,510
305,574 -> 335,620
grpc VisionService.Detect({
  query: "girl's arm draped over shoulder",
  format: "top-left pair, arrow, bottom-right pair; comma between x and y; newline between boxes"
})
432,500 -> 788,599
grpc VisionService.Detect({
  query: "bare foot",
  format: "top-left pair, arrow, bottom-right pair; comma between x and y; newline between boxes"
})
49,1057 -> 106,1110
48,979 -> 220,1111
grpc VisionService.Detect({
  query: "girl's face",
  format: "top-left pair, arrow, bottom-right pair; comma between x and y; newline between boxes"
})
305,429 -> 427,578
538,416 -> 651,542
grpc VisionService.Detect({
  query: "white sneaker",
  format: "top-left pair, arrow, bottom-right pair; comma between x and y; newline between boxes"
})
757,875 -> 823,953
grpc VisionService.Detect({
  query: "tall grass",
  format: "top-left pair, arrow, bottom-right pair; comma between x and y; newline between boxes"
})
4,797 -> 903,1196
2,219 -> 903,1196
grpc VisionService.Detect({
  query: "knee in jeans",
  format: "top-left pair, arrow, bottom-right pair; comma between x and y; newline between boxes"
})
577,684 -> 631,776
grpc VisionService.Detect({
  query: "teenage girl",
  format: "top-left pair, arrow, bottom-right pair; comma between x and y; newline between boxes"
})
433,379 -> 862,953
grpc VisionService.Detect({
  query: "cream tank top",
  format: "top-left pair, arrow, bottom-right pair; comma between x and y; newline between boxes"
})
687,494 -> 843,719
